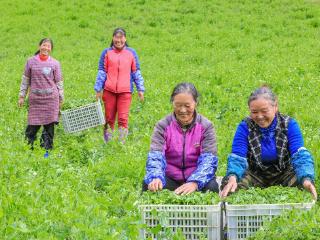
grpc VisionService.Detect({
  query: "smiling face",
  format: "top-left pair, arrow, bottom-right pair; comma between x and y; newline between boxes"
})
249,97 -> 278,128
39,41 -> 52,56
172,93 -> 196,126
112,32 -> 126,50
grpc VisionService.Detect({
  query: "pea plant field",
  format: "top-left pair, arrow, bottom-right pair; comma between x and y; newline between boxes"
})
1,0 -> 320,239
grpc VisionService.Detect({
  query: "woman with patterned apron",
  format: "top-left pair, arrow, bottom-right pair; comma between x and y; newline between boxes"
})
18,38 -> 63,157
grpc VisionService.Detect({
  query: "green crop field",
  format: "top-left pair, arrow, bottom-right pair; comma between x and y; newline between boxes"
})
1,0 -> 320,239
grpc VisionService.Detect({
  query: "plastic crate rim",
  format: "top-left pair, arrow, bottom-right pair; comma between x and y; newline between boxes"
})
138,203 -> 222,208
224,201 -> 315,209
61,101 -> 100,113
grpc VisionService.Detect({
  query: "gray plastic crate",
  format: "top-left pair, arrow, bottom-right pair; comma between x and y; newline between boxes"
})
225,202 -> 314,240
61,101 -> 105,133
139,204 -> 221,240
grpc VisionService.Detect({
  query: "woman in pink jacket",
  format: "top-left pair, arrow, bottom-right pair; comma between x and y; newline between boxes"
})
94,28 -> 145,143
143,83 -> 219,195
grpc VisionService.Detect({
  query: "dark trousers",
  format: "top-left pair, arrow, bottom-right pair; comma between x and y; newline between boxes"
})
142,176 -> 219,193
220,165 -> 298,192
25,123 -> 55,150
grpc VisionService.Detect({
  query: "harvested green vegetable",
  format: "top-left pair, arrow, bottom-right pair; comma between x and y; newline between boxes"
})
226,186 -> 313,205
139,189 -> 220,205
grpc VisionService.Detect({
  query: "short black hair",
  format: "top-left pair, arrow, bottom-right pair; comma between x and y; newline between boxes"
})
34,38 -> 53,55
110,27 -> 129,47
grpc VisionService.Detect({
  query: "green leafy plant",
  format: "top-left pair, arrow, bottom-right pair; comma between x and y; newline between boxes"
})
226,186 -> 313,205
139,189 -> 220,205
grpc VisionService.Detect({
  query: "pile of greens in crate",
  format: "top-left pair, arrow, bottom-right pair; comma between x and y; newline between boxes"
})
226,186 -> 313,204
139,189 -> 220,205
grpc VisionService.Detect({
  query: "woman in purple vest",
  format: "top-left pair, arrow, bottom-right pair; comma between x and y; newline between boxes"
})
143,83 -> 219,195
18,38 -> 63,157
220,86 -> 317,200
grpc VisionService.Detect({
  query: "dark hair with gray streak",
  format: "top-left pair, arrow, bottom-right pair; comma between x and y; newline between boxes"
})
170,82 -> 199,103
248,85 -> 277,106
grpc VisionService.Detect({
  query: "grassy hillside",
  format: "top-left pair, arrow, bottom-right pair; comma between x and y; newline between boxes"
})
1,0 -> 320,239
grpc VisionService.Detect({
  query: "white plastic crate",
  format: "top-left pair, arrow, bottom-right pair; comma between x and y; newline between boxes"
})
61,101 -> 105,133
225,202 -> 314,240
139,204 -> 221,240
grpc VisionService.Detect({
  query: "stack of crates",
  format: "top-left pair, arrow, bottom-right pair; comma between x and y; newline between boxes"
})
224,202 -> 314,240
139,204 -> 222,240
61,101 -> 105,133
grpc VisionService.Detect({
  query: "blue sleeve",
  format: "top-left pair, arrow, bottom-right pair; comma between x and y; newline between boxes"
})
231,121 -> 249,158
98,49 -> 108,71
226,153 -> 248,181
94,49 -> 108,92
132,70 -> 145,92
287,119 -> 304,155
187,152 -> 218,190
128,48 -> 145,92
144,151 -> 167,186
291,147 -> 315,183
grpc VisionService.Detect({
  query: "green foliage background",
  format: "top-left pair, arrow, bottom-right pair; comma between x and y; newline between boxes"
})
0,0 -> 320,239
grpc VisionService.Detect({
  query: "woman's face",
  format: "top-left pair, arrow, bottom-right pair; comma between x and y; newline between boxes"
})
173,93 -> 196,126
249,98 -> 278,128
39,41 -> 52,56
113,33 -> 126,50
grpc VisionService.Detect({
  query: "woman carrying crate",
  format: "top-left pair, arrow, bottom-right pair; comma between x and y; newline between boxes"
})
220,86 -> 317,200
18,38 -> 64,157
142,83 -> 219,195
94,27 -> 145,143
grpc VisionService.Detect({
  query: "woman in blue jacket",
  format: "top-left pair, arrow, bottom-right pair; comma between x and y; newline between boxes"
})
220,86 -> 317,200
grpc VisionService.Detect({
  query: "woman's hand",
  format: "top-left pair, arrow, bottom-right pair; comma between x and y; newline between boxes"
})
59,101 -> 63,109
220,175 -> 238,198
96,91 -> 103,101
174,182 -> 198,195
303,179 -> 317,200
138,91 -> 144,101
18,97 -> 24,107
148,178 -> 163,192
